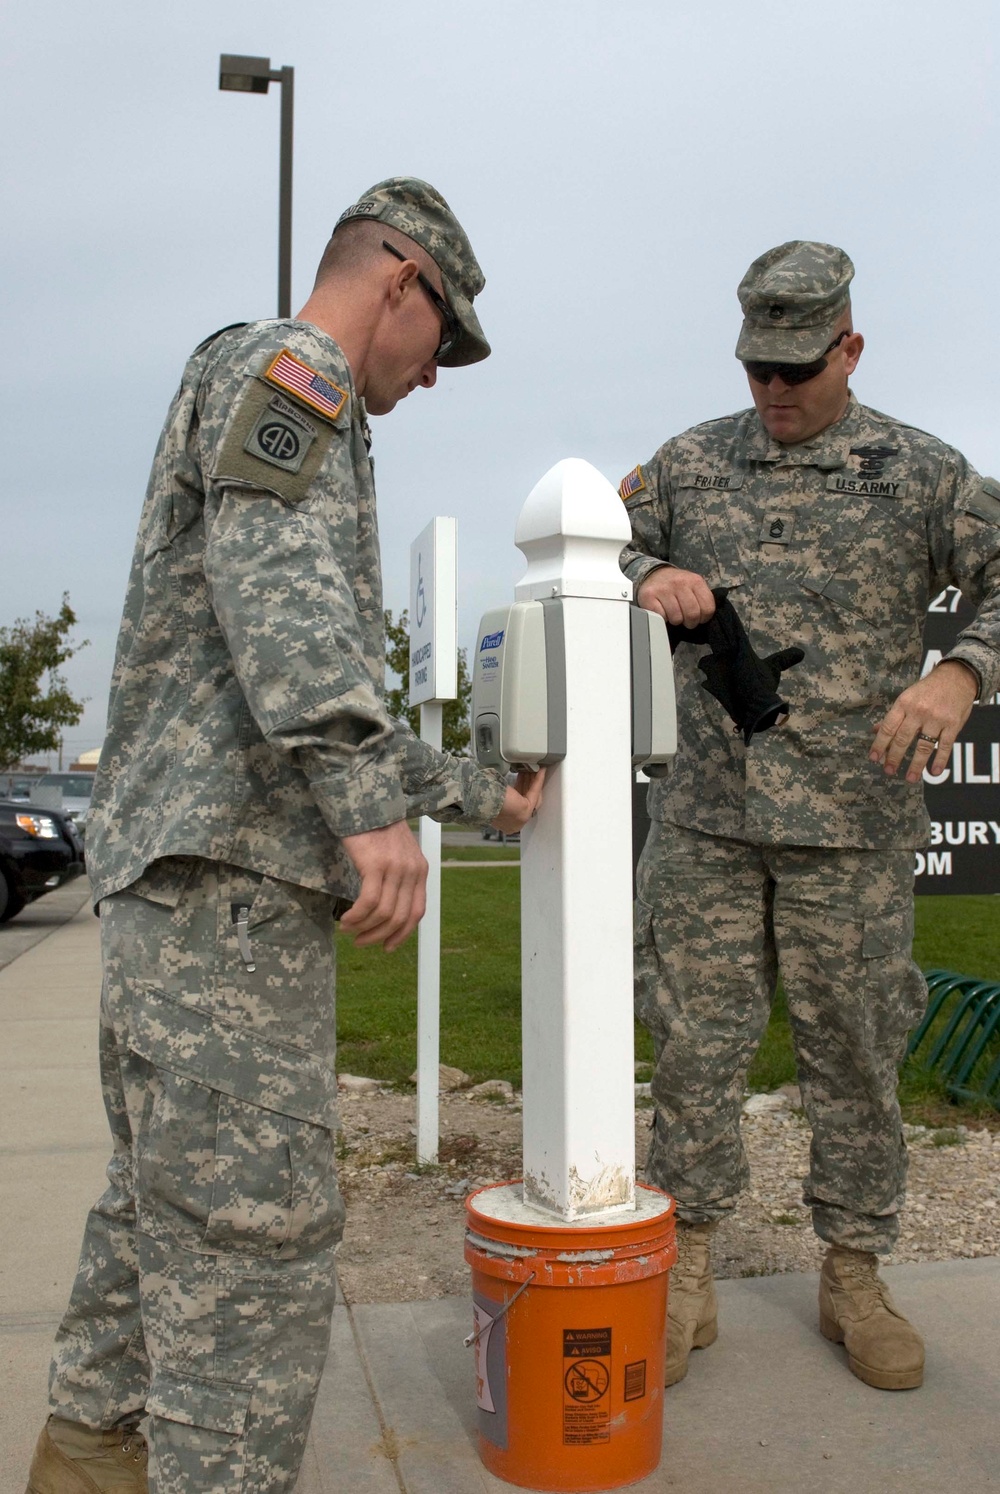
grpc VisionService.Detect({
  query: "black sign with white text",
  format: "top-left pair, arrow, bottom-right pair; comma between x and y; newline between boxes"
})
917,587 -> 1000,894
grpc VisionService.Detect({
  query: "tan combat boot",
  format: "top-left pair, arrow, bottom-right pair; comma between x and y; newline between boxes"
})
25,1416 -> 148,1494
819,1247 -> 924,1390
664,1220 -> 719,1386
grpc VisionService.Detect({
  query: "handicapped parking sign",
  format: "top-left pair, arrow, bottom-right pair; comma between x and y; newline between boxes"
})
415,554 -> 427,628
409,517 -> 458,706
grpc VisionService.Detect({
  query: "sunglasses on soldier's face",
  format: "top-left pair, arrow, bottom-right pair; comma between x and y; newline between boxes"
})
382,241 -> 459,362
744,331 -> 850,387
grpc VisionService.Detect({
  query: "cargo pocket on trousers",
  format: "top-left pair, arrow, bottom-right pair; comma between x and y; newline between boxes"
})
862,910 -> 924,1062
147,1364 -> 251,1483
206,1095 -> 345,1259
128,983 -> 344,1258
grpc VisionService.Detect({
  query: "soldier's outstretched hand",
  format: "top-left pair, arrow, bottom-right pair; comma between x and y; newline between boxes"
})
870,660 -> 979,783
340,821 -> 428,950
491,767 -> 546,836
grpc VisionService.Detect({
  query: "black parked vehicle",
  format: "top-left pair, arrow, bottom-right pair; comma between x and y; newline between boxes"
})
0,800 -> 86,922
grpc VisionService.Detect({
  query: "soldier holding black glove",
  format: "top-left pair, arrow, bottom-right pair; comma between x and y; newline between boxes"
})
618,241 -> 1000,1393
666,585 -> 804,745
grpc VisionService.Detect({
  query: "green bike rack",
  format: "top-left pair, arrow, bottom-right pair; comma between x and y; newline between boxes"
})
907,969 -> 1000,1109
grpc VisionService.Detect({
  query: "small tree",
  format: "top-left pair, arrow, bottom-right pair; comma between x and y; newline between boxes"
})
384,608 -> 472,755
0,596 -> 87,772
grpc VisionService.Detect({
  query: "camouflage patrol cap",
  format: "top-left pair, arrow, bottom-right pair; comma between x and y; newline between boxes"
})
735,241 -> 855,363
335,177 -> 490,367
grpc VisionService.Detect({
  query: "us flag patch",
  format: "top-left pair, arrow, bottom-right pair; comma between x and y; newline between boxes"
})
264,350 -> 348,421
619,465 -> 645,500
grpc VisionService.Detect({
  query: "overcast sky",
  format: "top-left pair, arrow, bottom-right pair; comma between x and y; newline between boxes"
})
4,0 -> 999,764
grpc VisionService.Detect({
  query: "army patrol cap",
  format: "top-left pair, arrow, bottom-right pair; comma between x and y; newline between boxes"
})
735,241 -> 855,363
335,177 -> 490,367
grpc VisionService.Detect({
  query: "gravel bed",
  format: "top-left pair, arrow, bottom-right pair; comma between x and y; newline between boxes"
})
714,1091 -> 1000,1278
332,1085 -> 1000,1305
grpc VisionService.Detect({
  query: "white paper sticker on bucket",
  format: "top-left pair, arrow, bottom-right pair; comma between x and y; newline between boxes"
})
473,1305 -> 496,1412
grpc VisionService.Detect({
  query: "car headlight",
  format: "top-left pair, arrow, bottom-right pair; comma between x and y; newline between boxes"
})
16,813 -> 59,839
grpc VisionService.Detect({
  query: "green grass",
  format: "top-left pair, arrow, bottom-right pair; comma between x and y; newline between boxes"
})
441,845 -> 520,861
911,896 -> 1000,981
747,986 -> 797,1092
337,871 -> 523,1084
337,881 -> 1000,1121
904,896 -> 1000,1123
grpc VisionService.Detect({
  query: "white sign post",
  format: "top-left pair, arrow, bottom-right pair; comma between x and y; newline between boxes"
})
409,517 -> 458,1164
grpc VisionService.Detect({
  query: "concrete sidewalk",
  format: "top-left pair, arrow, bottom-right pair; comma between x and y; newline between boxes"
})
301,1262 -> 999,1494
0,876 -> 93,973
2,900 -> 998,1493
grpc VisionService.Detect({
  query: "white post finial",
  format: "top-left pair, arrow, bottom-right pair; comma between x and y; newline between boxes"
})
515,458 -> 633,604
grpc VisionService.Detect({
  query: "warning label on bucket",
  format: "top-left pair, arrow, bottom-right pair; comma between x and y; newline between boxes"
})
563,1328 -> 611,1444
473,1290 -> 509,1450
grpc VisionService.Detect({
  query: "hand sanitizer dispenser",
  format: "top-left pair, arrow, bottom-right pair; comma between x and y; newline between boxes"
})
472,602 -> 567,771
472,599 -> 675,772
630,607 -> 676,766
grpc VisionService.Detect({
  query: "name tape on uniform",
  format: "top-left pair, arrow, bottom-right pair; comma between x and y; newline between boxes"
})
826,474 -> 909,499
677,471 -> 745,492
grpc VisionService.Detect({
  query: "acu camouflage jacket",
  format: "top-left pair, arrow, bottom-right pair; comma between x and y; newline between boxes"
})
620,394 -> 1000,849
87,321 -> 505,904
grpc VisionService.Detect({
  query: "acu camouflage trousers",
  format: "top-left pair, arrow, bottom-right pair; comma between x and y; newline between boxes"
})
634,823 -> 928,1253
48,859 -> 346,1492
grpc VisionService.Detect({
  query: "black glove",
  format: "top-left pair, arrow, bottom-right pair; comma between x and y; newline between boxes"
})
668,588 -> 805,745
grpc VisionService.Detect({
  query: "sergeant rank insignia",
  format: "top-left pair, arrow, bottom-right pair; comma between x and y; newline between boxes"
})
264,350 -> 347,421
619,465 -> 646,500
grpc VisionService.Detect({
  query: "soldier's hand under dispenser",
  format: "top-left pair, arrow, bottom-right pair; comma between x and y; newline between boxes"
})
341,771 -> 544,950
492,767 -> 546,836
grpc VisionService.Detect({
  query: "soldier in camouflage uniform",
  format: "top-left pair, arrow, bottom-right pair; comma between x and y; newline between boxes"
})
621,242 -> 1000,1392
26,179 -> 543,1493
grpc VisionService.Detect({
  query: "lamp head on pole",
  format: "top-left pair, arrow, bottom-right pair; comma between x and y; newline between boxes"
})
219,54 -> 272,93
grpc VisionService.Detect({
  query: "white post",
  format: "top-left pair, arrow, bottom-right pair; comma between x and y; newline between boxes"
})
515,459 -> 637,1219
417,702 -> 443,1165
410,517 -> 458,1166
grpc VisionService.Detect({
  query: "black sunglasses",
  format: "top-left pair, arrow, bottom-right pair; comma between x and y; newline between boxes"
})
745,330 -> 850,387
383,240 -> 459,362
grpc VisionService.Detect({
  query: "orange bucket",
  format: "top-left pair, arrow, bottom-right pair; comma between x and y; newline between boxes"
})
465,1180 -> 676,1492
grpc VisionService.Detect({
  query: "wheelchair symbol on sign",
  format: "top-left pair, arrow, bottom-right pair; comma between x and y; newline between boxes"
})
415,555 -> 427,628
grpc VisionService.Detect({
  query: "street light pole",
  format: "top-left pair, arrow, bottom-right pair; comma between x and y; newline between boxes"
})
219,54 -> 295,318
276,66 -> 294,319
